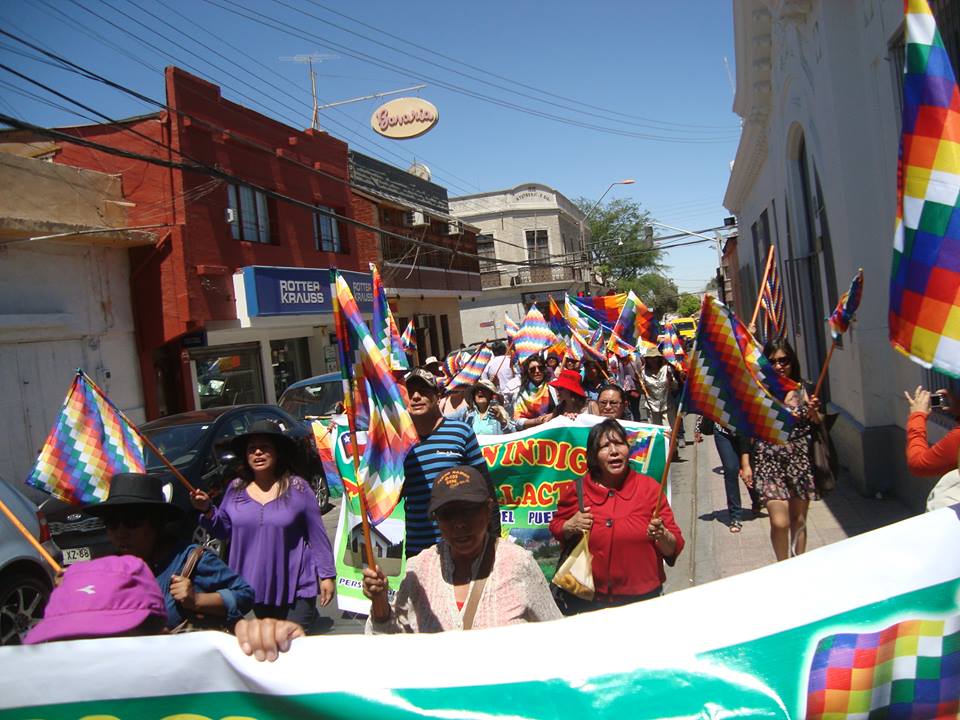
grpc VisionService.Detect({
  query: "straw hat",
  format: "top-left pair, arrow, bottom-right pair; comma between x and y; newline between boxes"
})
468,378 -> 499,401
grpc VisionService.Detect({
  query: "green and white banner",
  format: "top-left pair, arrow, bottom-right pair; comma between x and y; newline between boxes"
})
4,506 -> 958,718
332,416 -> 668,612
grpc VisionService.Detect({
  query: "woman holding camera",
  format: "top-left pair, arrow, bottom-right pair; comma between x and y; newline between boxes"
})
903,387 -> 960,477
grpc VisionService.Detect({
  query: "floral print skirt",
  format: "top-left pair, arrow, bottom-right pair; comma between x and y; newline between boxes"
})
753,427 -> 820,502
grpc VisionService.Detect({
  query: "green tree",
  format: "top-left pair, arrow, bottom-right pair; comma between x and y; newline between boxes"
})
574,197 -> 664,286
620,273 -> 679,319
677,293 -> 701,317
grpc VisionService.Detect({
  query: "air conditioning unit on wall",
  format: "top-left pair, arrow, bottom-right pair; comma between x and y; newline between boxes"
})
403,210 -> 428,227
446,220 -> 462,236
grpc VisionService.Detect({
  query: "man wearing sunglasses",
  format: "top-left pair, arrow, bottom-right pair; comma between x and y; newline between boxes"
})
402,369 -> 499,558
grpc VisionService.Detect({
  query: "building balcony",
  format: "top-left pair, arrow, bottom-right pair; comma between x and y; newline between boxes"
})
481,264 -> 588,289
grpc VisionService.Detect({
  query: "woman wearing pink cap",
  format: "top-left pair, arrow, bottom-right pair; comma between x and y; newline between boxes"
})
25,555 -> 168,643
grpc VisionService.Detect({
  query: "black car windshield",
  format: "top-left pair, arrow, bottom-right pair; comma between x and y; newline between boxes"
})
142,423 -> 210,469
674,321 -> 695,331
280,382 -> 343,422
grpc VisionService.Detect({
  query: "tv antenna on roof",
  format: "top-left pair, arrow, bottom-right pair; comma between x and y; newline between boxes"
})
279,53 -> 339,131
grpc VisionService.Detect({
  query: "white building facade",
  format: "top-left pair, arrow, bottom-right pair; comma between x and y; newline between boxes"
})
724,0 -> 960,509
0,152 -> 150,489
450,183 -> 596,344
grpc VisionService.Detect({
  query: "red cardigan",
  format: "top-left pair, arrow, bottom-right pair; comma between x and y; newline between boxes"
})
549,471 -> 684,598
906,412 -> 960,478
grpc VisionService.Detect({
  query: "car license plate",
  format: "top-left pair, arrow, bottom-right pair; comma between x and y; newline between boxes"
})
63,547 -> 91,564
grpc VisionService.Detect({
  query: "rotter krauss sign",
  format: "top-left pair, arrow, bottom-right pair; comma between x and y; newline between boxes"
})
238,265 -> 373,317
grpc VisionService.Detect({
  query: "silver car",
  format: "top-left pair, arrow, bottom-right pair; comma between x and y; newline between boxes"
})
0,478 -> 58,645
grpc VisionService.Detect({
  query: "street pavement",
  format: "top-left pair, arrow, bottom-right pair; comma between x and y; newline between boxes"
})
677,416 -> 914,589
312,415 -> 915,632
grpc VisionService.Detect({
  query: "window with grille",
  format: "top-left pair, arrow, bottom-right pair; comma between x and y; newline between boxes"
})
314,206 -> 343,253
477,234 -> 496,272
227,184 -> 271,243
525,229 -> 549,263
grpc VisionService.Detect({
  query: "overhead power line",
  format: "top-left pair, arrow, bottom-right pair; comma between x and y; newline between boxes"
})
0,111 -> 590,273
196,0 -> 739,144
21,0 -> 510,220
302,0 -> 740,132
269,0 -> 737,135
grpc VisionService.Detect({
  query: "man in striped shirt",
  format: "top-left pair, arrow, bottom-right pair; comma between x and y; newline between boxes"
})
403,368 -> 499,556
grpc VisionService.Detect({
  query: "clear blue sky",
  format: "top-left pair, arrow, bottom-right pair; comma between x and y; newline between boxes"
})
0,0 -> 740,294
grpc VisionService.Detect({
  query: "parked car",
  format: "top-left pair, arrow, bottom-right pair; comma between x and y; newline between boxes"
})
0,478 -> 58,645
278,372 -> 345,424
44,404 -> 330,566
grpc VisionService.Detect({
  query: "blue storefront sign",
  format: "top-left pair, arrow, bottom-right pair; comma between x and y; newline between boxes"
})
240,266 -> 374,317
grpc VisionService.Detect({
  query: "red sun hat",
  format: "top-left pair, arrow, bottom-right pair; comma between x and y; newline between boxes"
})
549,368 -> 586,397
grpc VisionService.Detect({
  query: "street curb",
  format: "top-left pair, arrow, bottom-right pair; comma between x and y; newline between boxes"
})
693,433 -> 720,586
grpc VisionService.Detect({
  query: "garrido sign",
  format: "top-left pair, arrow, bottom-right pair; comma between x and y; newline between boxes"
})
370,97 -> 439,139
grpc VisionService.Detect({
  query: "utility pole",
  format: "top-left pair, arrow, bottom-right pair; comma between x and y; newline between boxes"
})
279,53 -> 338,131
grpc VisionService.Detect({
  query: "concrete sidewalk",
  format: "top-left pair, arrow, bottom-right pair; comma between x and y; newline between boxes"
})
689,423 -> 915,585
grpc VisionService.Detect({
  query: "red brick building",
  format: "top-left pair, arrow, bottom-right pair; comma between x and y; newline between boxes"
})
2,67 -> 484,419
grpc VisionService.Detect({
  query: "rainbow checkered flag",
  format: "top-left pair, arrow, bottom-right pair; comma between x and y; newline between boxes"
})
370,263 -> 408,371
569,326 -> 607,365
660,321 -> 687,368
447,344 -> 494,391
26,372 -> 145,505
890,0 -> 960,378
565,294 -> 604,339
547,296 -> 569,339
332,271 -> 418,524
805,614 -> 960,719
513,305 -> 557,365
568,292 -> 625,329
830,268 -> 865,341
761,252 -> 786,339
310,420 -> 343,498
732,312 -> 799,401
609,290 -> 657,351
504,313 -> 519,344
608,329 -> 638,359
683,295 -> 796,444
624,427 -> 656,474
400,319 -> 417,354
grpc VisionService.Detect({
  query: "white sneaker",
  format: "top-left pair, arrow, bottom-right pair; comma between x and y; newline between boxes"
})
678,437 -> 686,449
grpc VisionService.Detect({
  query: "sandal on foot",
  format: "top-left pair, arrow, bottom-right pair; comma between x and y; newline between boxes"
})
729,522 -> 742,533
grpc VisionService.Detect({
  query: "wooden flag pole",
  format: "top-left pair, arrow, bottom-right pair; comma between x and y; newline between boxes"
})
329,271 -> 381,603
654,303 -> 702,518
82,371 -> 196,494
813,341 -> 837,398
652,407 -> 684,519
0,497 -> 61,573
749,245 -> 775,330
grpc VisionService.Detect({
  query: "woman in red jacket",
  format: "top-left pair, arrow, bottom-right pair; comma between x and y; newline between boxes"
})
549,418 -> 684,613
903,386 -> 960,477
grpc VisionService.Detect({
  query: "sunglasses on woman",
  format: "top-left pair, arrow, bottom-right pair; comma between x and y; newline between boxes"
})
102,509 -> 151,530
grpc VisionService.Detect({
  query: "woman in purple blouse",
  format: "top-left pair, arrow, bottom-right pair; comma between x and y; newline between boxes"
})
190,420 -> 335,632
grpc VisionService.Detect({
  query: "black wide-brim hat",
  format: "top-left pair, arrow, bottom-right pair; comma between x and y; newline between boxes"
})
84,472 -> 183,521
228,419 -> 299,462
